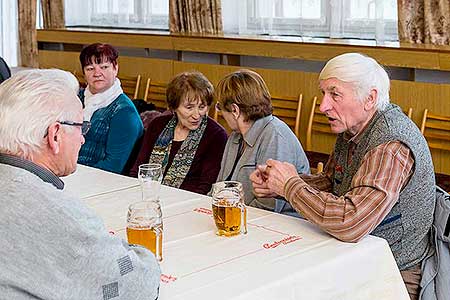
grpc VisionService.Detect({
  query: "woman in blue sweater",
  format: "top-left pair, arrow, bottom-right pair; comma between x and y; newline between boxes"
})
77,43 -> 143,174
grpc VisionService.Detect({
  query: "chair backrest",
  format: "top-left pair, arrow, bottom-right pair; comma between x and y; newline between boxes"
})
73,70 -> 87,88
405,107 -> 413,119
213,93 -> 303,136
420,109 -> 450,151
144,78 -> 167,112
119,74 -> 141,100
271,93 -> 303,138
306,96 -> 335,152
0,56 -> 11,84
73,71 -> 141,99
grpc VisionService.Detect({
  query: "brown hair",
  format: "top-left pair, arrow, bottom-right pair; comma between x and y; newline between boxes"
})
79,43 -> 119,71
215,69 -> 272,121
166,71 -> 214,110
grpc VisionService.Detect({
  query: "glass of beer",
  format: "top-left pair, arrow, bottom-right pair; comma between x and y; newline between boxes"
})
211,181 -> 247,237
126,201 -> 163,261
138,163 -> 163,203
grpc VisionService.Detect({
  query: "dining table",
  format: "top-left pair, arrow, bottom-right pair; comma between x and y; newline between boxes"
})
63,164 -> 410,300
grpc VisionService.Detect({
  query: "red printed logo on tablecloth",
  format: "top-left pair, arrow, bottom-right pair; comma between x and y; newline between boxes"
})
160,274 -> 177,284
263,235 -> 302,249
193,207 -> 212,215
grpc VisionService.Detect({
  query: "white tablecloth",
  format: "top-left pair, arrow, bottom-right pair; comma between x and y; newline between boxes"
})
63,164 -> 139,199
66,165 -> 410,300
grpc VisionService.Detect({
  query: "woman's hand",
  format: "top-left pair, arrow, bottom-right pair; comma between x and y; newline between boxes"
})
250,165 -> 276,198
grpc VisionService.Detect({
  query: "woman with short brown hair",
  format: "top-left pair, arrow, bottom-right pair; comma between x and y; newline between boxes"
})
215,69 -> 309,214
131,71 -> 227,195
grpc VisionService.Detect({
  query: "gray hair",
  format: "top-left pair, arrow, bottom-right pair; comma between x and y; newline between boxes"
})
319,53 -> 390,111
0,69 -> 81,158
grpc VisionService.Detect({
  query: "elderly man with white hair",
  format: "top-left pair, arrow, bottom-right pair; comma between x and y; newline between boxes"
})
250,53 -> 435,299
0,69 -> 160,299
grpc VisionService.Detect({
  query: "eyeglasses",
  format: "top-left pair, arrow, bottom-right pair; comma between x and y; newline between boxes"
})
215,102 -> 222,111
59,121 -> 91,135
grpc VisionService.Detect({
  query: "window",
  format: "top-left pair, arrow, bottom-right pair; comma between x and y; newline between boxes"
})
64,0 -> 169,30
223,0 -> 398,42
0,0 -> 18,66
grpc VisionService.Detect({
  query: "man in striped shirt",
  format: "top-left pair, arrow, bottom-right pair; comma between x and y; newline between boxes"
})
250,53 -> 435,300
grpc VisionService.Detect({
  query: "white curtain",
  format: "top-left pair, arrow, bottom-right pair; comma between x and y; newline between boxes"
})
65,0 -> 169,30
223,0 -> 398,42
0,0 -> 19,67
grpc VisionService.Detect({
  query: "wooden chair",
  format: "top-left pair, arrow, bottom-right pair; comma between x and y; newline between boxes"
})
405,107 -> 413,119
72,70 -> 87,88
306,96 -> 334,174
420,109 -> 450,151
144,78 -> 168,111
119,74 -> 141,100
72,71 -> 141,99
213,93 -> 303,136
306,96 -> 335,151
271,93 -> 303,138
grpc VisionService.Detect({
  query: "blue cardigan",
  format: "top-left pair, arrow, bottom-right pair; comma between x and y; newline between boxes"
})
78,93 -> 143,174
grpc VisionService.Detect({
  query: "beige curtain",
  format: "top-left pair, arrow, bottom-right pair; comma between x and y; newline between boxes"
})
18,0 -> 38,67
169,0 -> 222,34
17,0 -> 65,67
41,0 -> 65,28
398,0 -> 450,45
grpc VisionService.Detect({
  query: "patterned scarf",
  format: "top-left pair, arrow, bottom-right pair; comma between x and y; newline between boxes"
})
148,114 -> 208,188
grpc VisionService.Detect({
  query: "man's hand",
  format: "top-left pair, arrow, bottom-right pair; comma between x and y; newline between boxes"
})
250,160 -> 300,198
264,159 -> 300,197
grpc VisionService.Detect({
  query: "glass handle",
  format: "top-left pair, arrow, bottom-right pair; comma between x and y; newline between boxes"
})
238,203 -> 247,234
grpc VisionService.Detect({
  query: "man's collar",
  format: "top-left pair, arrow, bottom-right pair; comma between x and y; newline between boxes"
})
0,153 -> 64,190
344,111 -> 379,145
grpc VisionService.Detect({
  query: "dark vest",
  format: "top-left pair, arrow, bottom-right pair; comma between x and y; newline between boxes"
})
333,104 -> 435,270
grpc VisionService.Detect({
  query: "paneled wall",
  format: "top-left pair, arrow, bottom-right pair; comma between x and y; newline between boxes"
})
37,30 -> 450,175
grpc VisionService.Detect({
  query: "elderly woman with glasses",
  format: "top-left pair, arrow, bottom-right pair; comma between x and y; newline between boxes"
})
130,71 -> 227,195
77,43 -> 143,174
215,69 -> 309,214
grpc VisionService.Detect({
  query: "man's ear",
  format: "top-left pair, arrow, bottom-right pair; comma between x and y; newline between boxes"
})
365,89 -> 378,111
231,103 -> 240,119
46,122 -> 62,155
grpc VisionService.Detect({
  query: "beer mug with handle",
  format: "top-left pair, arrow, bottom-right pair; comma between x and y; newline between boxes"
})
127,201 -> 163,261
211,181 -> 247,237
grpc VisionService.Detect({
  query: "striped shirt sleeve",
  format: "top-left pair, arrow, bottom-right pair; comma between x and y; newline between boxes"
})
284,141 -> 414,242
298,151 -> 335,192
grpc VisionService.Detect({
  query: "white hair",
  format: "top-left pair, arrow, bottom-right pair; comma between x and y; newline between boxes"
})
0,69 -> 81,158
319,53 -> 390,111
38,68 -> 80,94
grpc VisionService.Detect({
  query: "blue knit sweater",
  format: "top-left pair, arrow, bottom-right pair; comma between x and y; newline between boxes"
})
78,93 -> 143,174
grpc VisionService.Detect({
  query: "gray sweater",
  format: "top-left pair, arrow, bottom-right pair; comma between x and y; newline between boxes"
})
0,161 -> 161,299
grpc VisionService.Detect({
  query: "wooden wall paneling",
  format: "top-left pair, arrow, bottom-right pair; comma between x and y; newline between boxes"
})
173,62 -> 241,133
391,80 -> 450,174
38,49 -> 80,71
172,61 -> 335,154
38,51 -> 174,100
117,57 -> 173,99
37,30 -> 172,50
